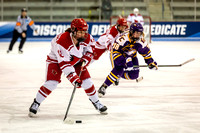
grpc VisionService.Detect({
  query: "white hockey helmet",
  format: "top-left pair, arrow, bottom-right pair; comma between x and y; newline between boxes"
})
133,8 -> 139,16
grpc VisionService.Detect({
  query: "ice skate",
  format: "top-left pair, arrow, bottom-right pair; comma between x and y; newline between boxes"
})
28,98 -> 40,117
114,78 -> 120,86
7,50 -> 11,53
98,84 -> 107,98
90,99 -> 108,115
18,49 -> 23,54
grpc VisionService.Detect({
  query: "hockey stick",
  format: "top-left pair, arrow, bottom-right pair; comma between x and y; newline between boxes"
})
133,58 -> 195,68
63,62 -> 85,122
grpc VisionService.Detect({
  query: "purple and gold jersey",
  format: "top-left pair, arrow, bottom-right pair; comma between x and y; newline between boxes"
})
111,32 -> 154,65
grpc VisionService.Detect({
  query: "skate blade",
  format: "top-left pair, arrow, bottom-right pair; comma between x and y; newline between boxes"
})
98,93 -> 104,98
64,118 -> 83,124
28,112 -> 36,117
100,111 -> 108,115
64,119 -> 75,124
136,76 -> 143,82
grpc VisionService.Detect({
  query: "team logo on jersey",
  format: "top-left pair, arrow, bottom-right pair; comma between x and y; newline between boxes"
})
58,50 -> 64,58
52,69 -> 57,75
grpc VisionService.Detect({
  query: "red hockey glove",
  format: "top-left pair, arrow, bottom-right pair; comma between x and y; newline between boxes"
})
148,61 -> 158,70
81,52 -> 94,68
67,72 -> 82,88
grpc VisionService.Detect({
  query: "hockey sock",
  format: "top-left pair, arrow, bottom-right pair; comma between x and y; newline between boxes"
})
84,85 -> 99,102
121,69 -> 139,80
35,81 -> 58,103
36,86 -> 52,103
104,67 -> 123,86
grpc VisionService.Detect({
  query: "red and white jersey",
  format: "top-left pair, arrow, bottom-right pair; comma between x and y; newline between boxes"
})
47,31 -> 95,76
95,25 -> 121,51
127,13 -> 144,26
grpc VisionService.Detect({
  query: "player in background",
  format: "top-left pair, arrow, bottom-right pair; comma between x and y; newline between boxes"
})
92,18 -> 128,86
127,8 -> 144,27
7,8 -> 37,54
98,23 -> 157,97
29,18 -> 107,117
92,17 -> 128,61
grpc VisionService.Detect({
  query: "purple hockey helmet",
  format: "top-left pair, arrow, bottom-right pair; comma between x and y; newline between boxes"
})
129,23 -> 143,33
129,23 -> 143,41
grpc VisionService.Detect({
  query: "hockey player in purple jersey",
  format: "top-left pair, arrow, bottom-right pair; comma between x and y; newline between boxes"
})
98,23 -> 158,97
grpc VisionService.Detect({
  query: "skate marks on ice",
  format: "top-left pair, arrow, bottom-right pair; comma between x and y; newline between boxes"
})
1,41 -> 200,132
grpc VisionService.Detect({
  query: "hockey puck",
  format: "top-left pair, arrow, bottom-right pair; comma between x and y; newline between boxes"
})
75,120 -> 82,123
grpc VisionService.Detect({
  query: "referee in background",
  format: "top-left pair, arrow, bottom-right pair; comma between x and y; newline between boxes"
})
7,8 -> 37,54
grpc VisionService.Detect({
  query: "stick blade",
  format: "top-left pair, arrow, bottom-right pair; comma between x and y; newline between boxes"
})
181,58 -> 195,66
63,118 -> 75,124
136,76 -> 143,82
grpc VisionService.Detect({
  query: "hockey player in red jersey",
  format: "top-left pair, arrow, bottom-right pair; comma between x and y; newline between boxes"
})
93,17 -> 128,61
127,8 -> 144,27
29,18 -> 107,117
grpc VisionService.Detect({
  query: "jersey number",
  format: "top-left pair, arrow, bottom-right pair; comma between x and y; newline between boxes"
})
113,43 -> 120,50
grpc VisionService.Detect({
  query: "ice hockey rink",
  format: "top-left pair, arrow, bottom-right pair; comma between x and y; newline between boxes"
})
0,40 -> 200,133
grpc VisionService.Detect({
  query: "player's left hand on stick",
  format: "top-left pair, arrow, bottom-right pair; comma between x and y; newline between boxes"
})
148,61 -> 158,70
81,52 -> 94,69
125,57 -> 134,71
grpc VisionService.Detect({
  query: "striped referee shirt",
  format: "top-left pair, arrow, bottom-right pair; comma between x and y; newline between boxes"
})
15,15 -> 36,33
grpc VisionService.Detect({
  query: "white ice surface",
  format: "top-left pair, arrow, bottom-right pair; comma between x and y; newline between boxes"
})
0,41 -> 200,133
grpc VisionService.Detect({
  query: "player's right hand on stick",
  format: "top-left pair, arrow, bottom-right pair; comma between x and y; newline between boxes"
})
67,72 -> 82,88
74,80 -> 82,88
148,61 -> 158,70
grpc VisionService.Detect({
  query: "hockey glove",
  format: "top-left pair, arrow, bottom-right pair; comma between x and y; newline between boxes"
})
125,57 -> 134,71
148,62 -> 158,70
67,72 -> 82,88
81,52 -> 94,69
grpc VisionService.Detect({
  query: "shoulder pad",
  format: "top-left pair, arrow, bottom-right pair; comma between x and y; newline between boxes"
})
83,33 -> 91,44
136,37 -> 148,48
115,33 -> 129,46
109,26 -> 118,38
56,32 -> 73,50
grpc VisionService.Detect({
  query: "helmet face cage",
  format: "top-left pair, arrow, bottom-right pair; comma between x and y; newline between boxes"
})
129,23 -> 143,41
71,18 -> 88,42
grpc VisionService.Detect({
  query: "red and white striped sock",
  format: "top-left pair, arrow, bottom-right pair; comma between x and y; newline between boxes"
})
84,85 -> 99,103
35,80 -> 58,103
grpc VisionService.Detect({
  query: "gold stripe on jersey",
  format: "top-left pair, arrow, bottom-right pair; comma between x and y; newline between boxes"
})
113,51 -> 121,54
107,76 -> 115,83
133,54 -> 137,58
110,72 -> 118,79
132,50 -> 137,55
128,33 -> 132,42
124,73 -> 130,80
144,56 -> 152,59
113,54 -> 121,60
141,51 -> 151,57
110,50 -> 114,68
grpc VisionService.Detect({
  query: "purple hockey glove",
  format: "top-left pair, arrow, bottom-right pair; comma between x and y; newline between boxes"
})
148,61 -> 158,70
125,57 -> 133,71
